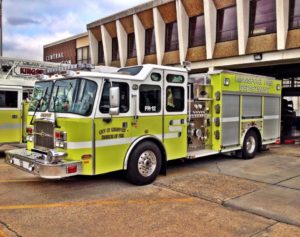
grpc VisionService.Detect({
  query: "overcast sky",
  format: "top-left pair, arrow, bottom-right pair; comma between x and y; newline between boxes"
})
3,0 -> 150,61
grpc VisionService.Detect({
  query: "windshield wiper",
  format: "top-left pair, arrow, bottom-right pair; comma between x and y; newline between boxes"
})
30,87 -> 48,125
53,86 -> 60,128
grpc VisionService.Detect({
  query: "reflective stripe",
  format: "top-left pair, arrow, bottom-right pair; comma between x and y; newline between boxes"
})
222,117 -> 239,123
171,119 -> 185,125
168,125 -> 182,132
95,137 -> 135,147
164,133 -> 180,139
264,115 -> 280,120
67,133 -> 180,149
68,141 -> 92,149
0,123 -> 21,129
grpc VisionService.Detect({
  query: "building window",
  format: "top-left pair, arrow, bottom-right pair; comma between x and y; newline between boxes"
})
189,14 -> 206,47
289,0 -> 300,30
100,81 -> 129,114
98,41 -> 104,64
166,87 -> 184,112
145,28 -> 156,55
77,46 -> 90,64
128,33 -> 137,58
216,6 -> 238,42
249,0 -> 277,37
139,85 -> 161,113
165,22 -> 179,52
112,37 -> 119,61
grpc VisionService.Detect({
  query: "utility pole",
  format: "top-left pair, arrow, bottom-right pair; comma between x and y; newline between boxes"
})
0,0 -> 2,56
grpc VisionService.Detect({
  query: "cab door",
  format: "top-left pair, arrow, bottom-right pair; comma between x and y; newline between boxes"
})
0,87 -> 22,143
94,80 -> 133,175
163,71 -> 188,160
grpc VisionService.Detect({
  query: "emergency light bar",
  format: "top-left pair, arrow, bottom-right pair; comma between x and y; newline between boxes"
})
45,63 -> 95,75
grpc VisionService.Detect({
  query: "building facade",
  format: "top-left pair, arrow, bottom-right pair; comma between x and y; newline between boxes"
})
44,0 -> 300,78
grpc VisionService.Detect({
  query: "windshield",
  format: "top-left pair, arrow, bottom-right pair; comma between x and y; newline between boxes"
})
29,81 -> 53,112
49,78 -> 98,116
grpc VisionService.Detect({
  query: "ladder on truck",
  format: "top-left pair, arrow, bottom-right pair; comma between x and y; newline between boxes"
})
0,56 -> 64,81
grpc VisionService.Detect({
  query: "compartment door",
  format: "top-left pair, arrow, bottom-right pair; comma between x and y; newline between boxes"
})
222,94 -> 240,147
263,96 -> 281,140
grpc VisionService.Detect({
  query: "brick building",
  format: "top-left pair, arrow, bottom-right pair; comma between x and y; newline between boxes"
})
44,32 -> 89,64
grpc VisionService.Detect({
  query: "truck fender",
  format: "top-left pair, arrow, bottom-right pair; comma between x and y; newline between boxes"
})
123,135 -> 166,170
241,127 -> 262,148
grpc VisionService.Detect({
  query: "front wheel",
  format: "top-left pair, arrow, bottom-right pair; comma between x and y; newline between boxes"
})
125,141 -> 162,185
242,130 -> 258,159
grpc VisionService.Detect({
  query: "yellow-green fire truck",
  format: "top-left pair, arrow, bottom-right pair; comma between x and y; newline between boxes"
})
6,65 -> 282,185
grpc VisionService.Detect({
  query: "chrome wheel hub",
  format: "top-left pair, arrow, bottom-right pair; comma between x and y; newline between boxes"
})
246,136 -> 256,154
138,150 -> 157,177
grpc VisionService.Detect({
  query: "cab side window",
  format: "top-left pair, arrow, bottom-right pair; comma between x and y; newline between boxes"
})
100,81 -> 129,113
139,85 -> 161,113
0,91 -> 18,108
166,86 -> 184,112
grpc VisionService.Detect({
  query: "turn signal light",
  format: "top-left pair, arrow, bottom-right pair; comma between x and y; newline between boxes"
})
55,131 -> 66,140
67,165 -> 77,174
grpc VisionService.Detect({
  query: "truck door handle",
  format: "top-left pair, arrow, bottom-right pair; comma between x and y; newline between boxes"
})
12,115 -> 18,119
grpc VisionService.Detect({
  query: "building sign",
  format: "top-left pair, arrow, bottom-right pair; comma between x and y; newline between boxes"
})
235,75 -> 275,94
45,52 -> 64,61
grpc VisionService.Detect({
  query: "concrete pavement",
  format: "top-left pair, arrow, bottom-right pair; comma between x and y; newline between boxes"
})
0,145 -> 300,236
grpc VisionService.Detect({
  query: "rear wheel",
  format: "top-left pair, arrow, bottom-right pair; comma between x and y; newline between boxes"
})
242,130 -> 258,159
125,141 -> 162,185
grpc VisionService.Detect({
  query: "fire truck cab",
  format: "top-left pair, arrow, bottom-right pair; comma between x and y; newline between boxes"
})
6,64 -> 282,185
0,79 -> 34,144
0,56 -> 63,145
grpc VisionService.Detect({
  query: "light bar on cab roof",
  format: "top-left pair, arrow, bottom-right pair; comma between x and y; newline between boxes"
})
45,63 -> 95,74
66,70 -> 78,77
36,74 -> 49,80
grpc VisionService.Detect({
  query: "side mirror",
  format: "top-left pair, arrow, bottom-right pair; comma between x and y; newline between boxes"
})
109,87 -> 120,115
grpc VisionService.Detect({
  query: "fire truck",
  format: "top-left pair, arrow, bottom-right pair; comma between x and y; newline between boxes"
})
6,65 -> 282,185
0,56 -> 61,144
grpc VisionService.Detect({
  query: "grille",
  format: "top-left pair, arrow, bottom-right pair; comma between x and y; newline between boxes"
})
34,121 -> 54,149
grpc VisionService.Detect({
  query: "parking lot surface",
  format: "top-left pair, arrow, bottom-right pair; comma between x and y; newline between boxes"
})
0,145 -> 300,237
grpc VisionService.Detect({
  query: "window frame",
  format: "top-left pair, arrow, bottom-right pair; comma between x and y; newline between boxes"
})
166,74 -> 185,84
77,46 -> 91,64
165,21 -> 179,52
289,0 -> 300,30
99,81 -> 130,114
145,28 -> 156,55
112,37 -> 119,61
0,90 -> 19,109
29,81 -> 53,112
188,14 -> 206,47
139,84 -> 162,114
166,86 -> 185,113
216,5 -> 238,43
249,0 -> 277,37
49,78 -> 98,117
127,33 -> 137,58
98,41 -> 104,64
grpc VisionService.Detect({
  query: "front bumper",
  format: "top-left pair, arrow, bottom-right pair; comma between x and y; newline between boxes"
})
5,149 -> 82,179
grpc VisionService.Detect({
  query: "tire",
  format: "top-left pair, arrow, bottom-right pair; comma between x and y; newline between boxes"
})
242,130 -> 258,159
125,141 -> 162,185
